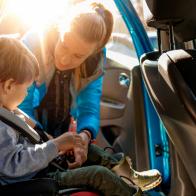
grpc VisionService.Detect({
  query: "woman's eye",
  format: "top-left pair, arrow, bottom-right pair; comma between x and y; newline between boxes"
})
62,45 -> 67,51
60,42 -> 68,51
74,54 -> 83,59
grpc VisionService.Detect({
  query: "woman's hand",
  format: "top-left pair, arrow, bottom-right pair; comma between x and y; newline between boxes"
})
79,130 -> 91,157
67,134 -> 87,169
52,132 -> 87,169
67,131 -> 91,169
65,131 -> 91,169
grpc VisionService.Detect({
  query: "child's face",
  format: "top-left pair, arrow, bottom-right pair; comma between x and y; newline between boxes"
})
2,80 -> 32,111
54,31 -> 97,71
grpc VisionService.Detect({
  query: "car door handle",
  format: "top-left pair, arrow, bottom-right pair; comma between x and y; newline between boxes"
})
119,73 -> 130,87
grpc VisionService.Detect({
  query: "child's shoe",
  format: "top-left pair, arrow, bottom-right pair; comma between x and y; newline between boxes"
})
112,156 -> 162,191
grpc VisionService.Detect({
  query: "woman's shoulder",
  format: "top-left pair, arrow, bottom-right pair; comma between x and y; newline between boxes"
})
22,30 -> 41,49
21,27 -> 52,54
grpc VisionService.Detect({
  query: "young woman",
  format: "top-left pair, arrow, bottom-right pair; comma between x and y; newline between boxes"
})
19,1 -> 162,191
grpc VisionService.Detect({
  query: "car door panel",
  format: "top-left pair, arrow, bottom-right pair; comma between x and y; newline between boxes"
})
101,52 -> 133,120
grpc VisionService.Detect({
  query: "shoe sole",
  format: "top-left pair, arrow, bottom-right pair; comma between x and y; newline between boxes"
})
141,176 -> 162,191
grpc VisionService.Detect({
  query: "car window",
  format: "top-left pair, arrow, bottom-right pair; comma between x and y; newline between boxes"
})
147,31 -> 158,50
130,0 -> 158,51
103,0 -> 139,66
104,0 -> 158,67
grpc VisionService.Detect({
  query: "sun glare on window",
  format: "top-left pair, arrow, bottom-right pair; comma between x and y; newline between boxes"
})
5,0 -> 69,29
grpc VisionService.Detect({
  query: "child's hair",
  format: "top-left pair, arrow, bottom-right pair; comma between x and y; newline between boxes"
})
0,36 -> 39,84
58,2 -> 113,90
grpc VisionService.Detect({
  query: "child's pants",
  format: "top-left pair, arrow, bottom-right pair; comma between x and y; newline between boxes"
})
47,144 -> 139,196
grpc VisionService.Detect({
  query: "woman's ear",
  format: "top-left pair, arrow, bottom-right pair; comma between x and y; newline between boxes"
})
2,79 -> 16,94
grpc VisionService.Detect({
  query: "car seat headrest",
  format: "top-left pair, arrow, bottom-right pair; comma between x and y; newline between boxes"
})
144,0 -> 196,42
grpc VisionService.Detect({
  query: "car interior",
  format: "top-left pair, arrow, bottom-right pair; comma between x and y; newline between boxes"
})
99,0 -> 196,195
140,0 -> 196,195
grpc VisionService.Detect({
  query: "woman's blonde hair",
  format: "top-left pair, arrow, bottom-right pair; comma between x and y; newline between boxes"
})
59,2 -> 113,90
0,36 -> 39,84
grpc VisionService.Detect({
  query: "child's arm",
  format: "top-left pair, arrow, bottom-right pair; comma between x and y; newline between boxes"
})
0,123 -> 85,178
0,124 -> 58,178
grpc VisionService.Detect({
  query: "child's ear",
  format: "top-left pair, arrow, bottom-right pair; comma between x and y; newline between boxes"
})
2,79 -> 16,94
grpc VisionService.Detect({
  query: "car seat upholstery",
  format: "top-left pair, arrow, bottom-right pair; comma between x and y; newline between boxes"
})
141,0 -> 196,194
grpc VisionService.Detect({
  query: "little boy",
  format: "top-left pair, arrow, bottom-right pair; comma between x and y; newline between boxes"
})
0,36 -> 142,196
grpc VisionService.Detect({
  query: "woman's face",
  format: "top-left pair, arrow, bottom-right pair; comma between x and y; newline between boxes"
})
54,31 -> 97,71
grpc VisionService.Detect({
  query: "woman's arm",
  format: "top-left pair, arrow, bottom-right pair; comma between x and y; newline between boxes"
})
18,82 -> 47,120
18,82 -> 37,119
19,31 -> 47,119
74,75 -> 103,139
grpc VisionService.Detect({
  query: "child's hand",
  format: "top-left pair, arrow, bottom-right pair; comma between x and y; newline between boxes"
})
52,132 -> 79,154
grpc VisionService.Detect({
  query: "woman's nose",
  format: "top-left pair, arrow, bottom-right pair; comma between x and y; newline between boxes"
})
60,54 -> 71,65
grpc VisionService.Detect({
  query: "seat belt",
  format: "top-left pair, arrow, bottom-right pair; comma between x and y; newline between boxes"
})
0,108 -> 42,144
0,108 -> 68,171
